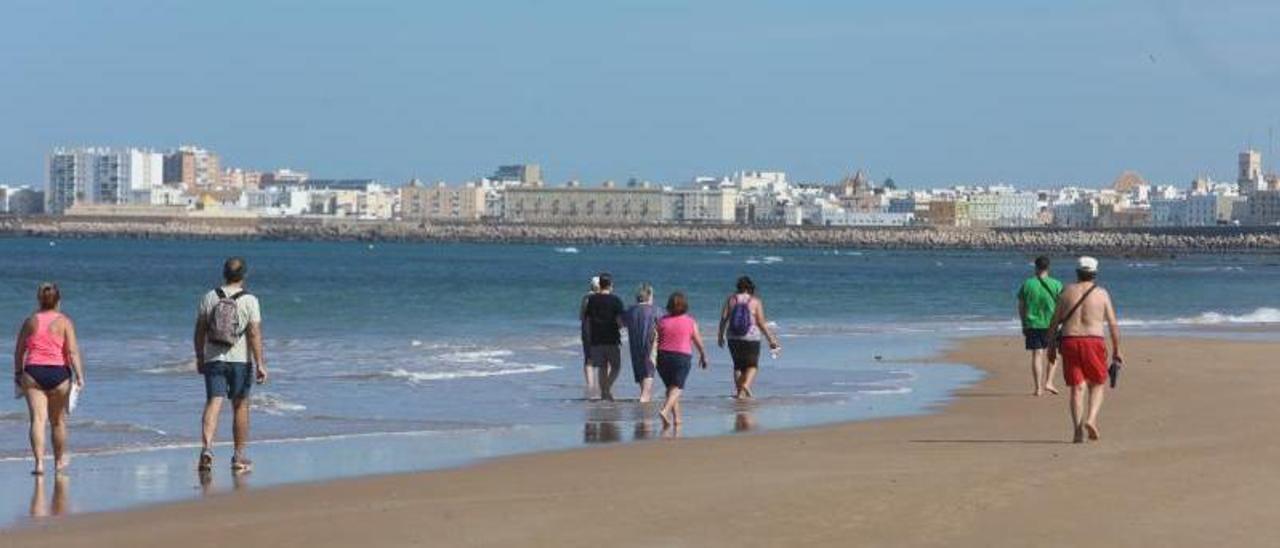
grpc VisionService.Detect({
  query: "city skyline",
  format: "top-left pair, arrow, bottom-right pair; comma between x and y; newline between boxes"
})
3,1 -> 1280,187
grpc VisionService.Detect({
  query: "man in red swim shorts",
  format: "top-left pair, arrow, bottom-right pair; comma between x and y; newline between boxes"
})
1048,257 -> 1123,444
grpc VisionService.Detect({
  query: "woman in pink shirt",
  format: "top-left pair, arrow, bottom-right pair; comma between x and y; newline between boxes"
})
654,292 -> 708,428
13,282 -> 85,475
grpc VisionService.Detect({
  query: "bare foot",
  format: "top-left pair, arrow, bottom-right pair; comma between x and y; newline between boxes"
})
742,386 -> 754,399
31,466 -> 44,476
1072,426 -> 1085,444
658,409 -> 673,427
1033,390 -> 1043,397
54,457 -> 70,473
1044,385 -> 1060,395
1084,423 -> 1100,441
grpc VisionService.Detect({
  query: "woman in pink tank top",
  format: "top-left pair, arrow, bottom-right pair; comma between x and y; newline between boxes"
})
14,282 -> 85,475
654,292 -> 708,428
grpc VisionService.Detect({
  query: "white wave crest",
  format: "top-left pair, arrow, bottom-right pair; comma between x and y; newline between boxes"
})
554,246 -> 580,254
438,349 -> 515,363
860,386 -> 913,395
381,364 -> 560,382
252,393 -> 307,415
1174,307 -> 1280,325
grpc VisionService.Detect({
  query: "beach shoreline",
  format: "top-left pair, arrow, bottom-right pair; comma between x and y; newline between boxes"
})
8,334 -> 1279,547
6,215 -> 1280,254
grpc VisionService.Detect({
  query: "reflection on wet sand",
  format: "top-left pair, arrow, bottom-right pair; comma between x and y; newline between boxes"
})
584,403 -> 624,444
734,401 -> 759,433
199,469 -> 252,497
29,474 -> 69,518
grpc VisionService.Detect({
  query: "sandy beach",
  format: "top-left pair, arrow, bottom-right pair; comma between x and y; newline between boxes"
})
6,335 -> 1278,547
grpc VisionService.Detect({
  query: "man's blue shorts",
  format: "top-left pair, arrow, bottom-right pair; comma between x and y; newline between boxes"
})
203,361 -> 253,400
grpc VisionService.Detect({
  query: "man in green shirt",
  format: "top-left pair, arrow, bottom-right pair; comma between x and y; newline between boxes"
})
1017,255 -> 1063,397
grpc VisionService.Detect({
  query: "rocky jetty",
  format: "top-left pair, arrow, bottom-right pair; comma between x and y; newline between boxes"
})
3,215 -> 1280,255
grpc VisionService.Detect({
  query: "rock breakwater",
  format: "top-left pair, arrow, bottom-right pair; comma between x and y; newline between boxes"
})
3,215 -> 1280,254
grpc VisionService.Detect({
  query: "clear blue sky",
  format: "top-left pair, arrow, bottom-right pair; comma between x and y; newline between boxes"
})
3,0 -> 1279,188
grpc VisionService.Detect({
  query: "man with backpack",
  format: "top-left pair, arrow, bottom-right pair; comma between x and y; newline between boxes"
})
193,257 -> 266,472
1017,255 -> 1063,397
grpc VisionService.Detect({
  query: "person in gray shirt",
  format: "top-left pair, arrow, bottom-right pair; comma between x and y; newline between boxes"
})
193,257 -> 267,473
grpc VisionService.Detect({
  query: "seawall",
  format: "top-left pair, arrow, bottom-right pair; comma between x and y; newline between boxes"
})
3,215 -> 1280,254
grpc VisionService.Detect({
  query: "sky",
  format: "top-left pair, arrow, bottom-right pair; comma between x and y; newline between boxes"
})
3,0 -> 1280,189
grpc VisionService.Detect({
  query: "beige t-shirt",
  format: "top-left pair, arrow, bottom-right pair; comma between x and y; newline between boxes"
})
197,286 -> 262,364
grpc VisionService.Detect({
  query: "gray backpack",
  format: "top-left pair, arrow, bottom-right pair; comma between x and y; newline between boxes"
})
208,288 -> 250,346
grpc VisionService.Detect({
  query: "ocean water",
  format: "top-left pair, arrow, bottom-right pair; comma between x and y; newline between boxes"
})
0,238 -> 1278,524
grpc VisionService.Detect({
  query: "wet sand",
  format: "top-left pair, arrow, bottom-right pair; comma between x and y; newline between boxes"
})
8,336 -> 1279,547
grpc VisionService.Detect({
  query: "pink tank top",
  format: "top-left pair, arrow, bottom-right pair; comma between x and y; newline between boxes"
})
25,312 -> 67,367
657,314 -> 697,355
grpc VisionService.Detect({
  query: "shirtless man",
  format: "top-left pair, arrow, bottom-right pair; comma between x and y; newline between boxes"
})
1047,256 -> 1123,444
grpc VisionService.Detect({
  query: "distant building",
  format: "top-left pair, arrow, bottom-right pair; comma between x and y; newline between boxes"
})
1238,149 -> 1263,194
260,169 -> 309,188
399,179 -> 486,222
1188,194 -> 1236,226
733,171 -> 787,193
966,190 -> 1039,227
816,209 -> 914,227
1112,170 -> 1148,194
221,168 -> 263,190
47,147 -> 163,214
918,200 -> 969,227
503,184 -> 665,224
1052,199 -> 1098,228
163,146 -> 221,191
1243,190 -> 1280,225
0,186 -> 44,215
305,179 -> 381,192
491,164 -> 542,186
1149,197 -> 1186,227
1097,204 -> 1151,228
665,188 -> 737,224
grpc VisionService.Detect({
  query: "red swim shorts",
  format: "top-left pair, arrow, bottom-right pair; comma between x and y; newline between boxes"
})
1060,336 -> 1108,386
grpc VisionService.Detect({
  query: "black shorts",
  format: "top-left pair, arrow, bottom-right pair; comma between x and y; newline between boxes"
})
656,351 -> 692,389
1023,328 -> 1051,351
727,340 -> 761,371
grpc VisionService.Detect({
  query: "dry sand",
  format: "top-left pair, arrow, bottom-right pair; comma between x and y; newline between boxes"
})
7,336 -> 1279,547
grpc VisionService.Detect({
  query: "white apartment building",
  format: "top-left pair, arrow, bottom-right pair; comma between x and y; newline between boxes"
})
664,188 -> 737,224
1052,199 -> 1098,228
47,147 -> 164,214
966,190 -> 1039,227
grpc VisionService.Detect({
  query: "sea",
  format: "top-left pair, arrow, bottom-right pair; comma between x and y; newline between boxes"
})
1,237 -> 1277,525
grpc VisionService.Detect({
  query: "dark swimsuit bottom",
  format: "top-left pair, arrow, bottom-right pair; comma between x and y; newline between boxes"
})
24,366 -> 71,391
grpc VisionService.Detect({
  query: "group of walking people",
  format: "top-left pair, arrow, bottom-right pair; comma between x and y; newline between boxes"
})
13,257 -> 267,476
579,274 -> 782,427
9,253 -> 1124,478
1017,255 -> 1124,443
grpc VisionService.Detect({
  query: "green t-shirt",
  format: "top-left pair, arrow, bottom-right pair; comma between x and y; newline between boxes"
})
1017,276 -> 1062,329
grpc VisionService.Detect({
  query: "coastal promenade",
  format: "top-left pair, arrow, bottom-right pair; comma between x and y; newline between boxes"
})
3,215 -> 1280,253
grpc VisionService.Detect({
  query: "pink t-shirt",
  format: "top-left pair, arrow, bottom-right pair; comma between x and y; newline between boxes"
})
657,314 -> 697,355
